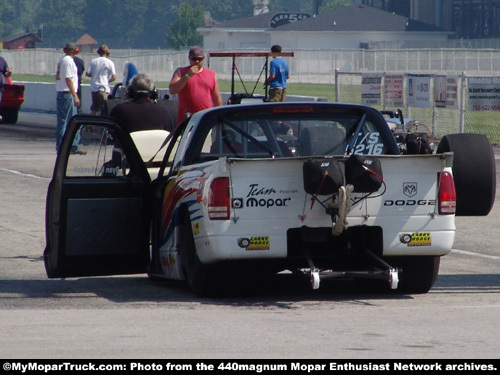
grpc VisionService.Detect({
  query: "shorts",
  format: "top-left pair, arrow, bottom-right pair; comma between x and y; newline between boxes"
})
269,87 -> 287,102
91,91 -> 109,113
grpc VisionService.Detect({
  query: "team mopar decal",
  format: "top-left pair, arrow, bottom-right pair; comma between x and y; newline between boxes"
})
233,183 -> 292,209
400,232 -> 431,246
238,237 -> 270,251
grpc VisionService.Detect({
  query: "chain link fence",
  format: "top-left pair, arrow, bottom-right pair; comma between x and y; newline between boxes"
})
335,71 -> 500,144
7,47 -> 500,83
3,48 -> 500,143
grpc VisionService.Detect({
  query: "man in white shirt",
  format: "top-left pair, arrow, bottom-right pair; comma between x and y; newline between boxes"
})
55,42 -> 82,153
86,44 -> 116,115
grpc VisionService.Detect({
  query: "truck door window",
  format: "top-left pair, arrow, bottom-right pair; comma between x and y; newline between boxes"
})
66,124 -> 127,177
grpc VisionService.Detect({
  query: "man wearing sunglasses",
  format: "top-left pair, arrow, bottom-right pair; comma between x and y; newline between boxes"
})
169,46 -> 222,124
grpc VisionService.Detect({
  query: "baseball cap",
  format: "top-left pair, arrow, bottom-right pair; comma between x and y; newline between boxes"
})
64,42 -> 77,51
189,46 -> 204,58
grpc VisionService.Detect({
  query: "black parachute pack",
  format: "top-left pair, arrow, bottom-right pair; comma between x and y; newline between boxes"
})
303,159 -> 344,196
344,155 -> 383,193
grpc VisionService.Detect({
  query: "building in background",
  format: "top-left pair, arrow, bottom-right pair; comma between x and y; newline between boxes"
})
364,0 -> 500,40
198,4 -> 451,51
76,34 -> 97,54
1,31 -> 43,49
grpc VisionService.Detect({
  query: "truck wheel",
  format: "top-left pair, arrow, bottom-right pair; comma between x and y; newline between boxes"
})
389,256 -> 440,294
179,207 -> 217,296
0,108 -> 19,124
437,134 -> 496,216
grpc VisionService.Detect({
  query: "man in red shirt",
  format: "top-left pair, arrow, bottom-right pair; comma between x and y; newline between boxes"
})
169,46 -> 222,124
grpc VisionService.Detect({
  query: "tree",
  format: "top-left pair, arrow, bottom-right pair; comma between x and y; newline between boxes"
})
35,0 -> 86,48
318,0 -> 353,13
204,0 -> 254,21
167,1 -> 204,50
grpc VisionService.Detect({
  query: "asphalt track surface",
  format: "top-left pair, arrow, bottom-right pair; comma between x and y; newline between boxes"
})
0,112 -> 499,359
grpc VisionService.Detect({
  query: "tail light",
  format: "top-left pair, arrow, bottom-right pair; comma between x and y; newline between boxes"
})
438,172 -> 456,215
208,177 -> 230,220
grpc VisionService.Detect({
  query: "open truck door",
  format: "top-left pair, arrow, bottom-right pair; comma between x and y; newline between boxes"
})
44,116 -> 153,278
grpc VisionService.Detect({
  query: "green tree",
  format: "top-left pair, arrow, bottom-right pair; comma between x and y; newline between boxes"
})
0,2 -> 18,37
319,0 -> 353,12
167,1 -> 204,50
35,0 -> 86,47
204,0 -> 254,21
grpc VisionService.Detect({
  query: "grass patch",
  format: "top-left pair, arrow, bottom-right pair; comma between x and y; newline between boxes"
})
14,74 -> 336,101
11,74 -> 500,144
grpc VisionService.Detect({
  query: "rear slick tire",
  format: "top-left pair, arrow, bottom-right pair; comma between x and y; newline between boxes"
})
179,207 -> 217,297
356,256 -> 440,294
437,134 -> 496,216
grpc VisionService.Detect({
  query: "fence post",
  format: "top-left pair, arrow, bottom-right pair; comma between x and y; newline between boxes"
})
460,71 -> 466,134
334,69 -> 339,102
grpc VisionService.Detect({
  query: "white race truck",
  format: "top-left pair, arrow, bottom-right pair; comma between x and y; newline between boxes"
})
44,102 -> 496,296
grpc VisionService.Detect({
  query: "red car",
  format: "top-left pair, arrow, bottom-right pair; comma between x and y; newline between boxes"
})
1,82 -> 25,124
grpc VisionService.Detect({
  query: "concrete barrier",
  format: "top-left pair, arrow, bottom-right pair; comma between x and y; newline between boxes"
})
18,82 -> 326,114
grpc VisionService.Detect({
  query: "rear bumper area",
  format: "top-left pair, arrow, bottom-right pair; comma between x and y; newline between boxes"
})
286,225 -> 383,270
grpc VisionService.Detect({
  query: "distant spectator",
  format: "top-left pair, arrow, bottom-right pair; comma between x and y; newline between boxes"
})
265,45 -> 289,102
123,62 -> 138,87
120,62 -> 138,99
55,42 -> 84,154
73,51 -> 85,114
86,44 -> 116,115
169,46 -> 222,124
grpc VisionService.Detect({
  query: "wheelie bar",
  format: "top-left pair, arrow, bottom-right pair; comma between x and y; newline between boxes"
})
304,249 -> 400,290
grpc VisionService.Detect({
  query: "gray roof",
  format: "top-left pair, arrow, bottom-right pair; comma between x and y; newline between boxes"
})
215,11 -> 292,29
2,32 -> 43,43
214,5 -> 446,33
274,4 -> 446,32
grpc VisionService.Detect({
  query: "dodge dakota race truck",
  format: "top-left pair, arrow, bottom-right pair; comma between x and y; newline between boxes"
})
44,102 -> 496,296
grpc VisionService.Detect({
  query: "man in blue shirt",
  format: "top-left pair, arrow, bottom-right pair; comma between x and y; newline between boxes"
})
265,45 -> 289,102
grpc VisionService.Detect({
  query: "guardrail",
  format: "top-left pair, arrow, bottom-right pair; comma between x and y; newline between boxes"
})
18,82 -> 326,114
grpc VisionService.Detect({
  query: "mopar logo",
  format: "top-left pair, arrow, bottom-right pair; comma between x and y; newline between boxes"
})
233,197 -> 292,208
232,198 -> 243,209
246,197 -> 291,208
403,182 -> 417,197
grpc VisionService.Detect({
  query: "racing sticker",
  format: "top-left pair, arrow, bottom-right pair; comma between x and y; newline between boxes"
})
238,236 -> 270,251
400,232 -> 431,247
193,221 -> 200,235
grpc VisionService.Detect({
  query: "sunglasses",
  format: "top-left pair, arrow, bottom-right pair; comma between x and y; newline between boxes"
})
190,57 -> 204,62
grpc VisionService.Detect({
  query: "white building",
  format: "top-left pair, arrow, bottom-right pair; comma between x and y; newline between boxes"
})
198,4 -> 453,51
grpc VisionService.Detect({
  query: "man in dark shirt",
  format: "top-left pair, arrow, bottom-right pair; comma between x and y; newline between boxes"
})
109,73 -> 175,133
73,54 -> 85,114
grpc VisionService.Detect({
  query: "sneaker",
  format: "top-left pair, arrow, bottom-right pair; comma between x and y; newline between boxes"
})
70,149 -> 87,155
